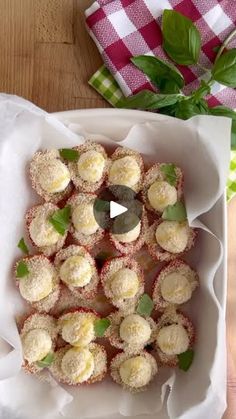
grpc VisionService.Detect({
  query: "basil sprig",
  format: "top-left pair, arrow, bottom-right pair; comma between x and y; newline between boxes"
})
59,148 -> 79,161
49,206 -> 71,235
178,349 -> 194,371
162,10 -> 201,65
118,10 -> 236,149
212,49 -> 236,87
131,55 -> 184,93
37,352 -> 54,368
94,318 -> 111,337
162,202 -> 187,222
16,261 -> 29,278
17,238 -> 29,255
161,163 -> 177,186
136,294 -> 154,317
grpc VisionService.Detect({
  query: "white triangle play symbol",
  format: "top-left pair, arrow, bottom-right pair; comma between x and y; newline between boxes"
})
110,201 -> 128,219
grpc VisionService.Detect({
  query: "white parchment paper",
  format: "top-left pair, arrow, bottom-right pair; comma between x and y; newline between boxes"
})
0,94 -> 231,419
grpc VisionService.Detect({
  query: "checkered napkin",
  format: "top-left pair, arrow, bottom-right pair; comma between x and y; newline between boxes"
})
86,0 -> 236,107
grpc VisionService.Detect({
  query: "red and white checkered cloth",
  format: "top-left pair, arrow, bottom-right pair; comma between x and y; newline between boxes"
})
86,0 -> 236,107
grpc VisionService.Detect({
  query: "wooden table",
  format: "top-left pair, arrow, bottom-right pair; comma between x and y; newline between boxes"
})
0,0 -> 235,416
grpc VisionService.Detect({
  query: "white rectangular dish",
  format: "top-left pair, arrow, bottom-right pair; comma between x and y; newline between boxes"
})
0,103 -> 230,419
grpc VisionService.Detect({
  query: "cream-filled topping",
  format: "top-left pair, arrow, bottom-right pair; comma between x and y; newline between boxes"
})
113,221 -> 141,243
161,272 -> 192,304
72,203 -> 99,235
119,356 -> 152,388
119,314 -> 151,345
109,156 -> 141,188
155,221 -> 190,253
19,265 -> 53,302
156,324 -> 189,355
61,314 -> 95,346
77,150 -> 105,183
110,268 -> 139,299
148,181 -> 177,212
38,159 -> 70,193
60,255 -> 92,287
61,347 -> 94,383
22,329 -> 52,363
29,212 -> 61,246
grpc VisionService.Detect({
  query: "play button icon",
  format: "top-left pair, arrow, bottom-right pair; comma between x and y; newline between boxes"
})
93,185 -> 143,234
110,201 -> 128,218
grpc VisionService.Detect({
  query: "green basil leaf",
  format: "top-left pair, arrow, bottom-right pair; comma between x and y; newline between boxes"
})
59,148 -> 79,161
197,99 -> 209,114
136,294 -> 154,317
212,49 -> 236,87
162,10 -> 201,65
49,206 -> 71,235
118,90 -> 181,110
162,201 -> 187,221
17,238 -> 29,255
209,106 -> 236,150
178,349 -> 194,371
160,163 -> 177,186
37,352 -> 54,368
16,261 -> 29,278
191,80 -> 211,103
131,55 -> 184,93
94,318 -> 111,337
94,199 -> 110,212
158,104 -> 178,117
159,79 -> 181,94
174,98 -> 208,120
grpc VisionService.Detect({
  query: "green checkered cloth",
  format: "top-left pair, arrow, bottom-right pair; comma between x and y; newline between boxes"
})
89,65 -> 236,201
227,151 -> 236,200
89,65 -> 124,106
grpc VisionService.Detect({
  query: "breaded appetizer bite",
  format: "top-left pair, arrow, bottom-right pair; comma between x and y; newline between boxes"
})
146,220 -> 196,262
68,141 -> 108,192
107,312 -> 156,354
20,313 -> 57,374
110,351 -> 157,392
142,163 -> 183,214
109,207 -> 148,256
54,245 -> 99,299
155,309 -> 194,367
67,193 -> 104,249
107,147 -> 144,193
57,308 -> 99,347
49,343 -> 107,385
153,260 -> 199,311
26,203 -> 68,257
101,256 -> 144,312
29,149 -> 72,203
15,255 -> 60,312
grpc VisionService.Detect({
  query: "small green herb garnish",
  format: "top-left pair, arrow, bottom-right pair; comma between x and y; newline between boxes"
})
94,199 -> 110,212
37,352 -> 55,368
16,261 -> 29,278
94,318 -> 111,337
160,163 -> 177,186
49,206 -> 71,235
162,202 -> 187,221
17,237 -> 29,255
136,294 -> 154,317
178,349 -> 194,371
59,148 -> 79,161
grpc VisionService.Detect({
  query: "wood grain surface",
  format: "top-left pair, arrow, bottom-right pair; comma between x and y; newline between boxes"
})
0,0 -> 235,416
